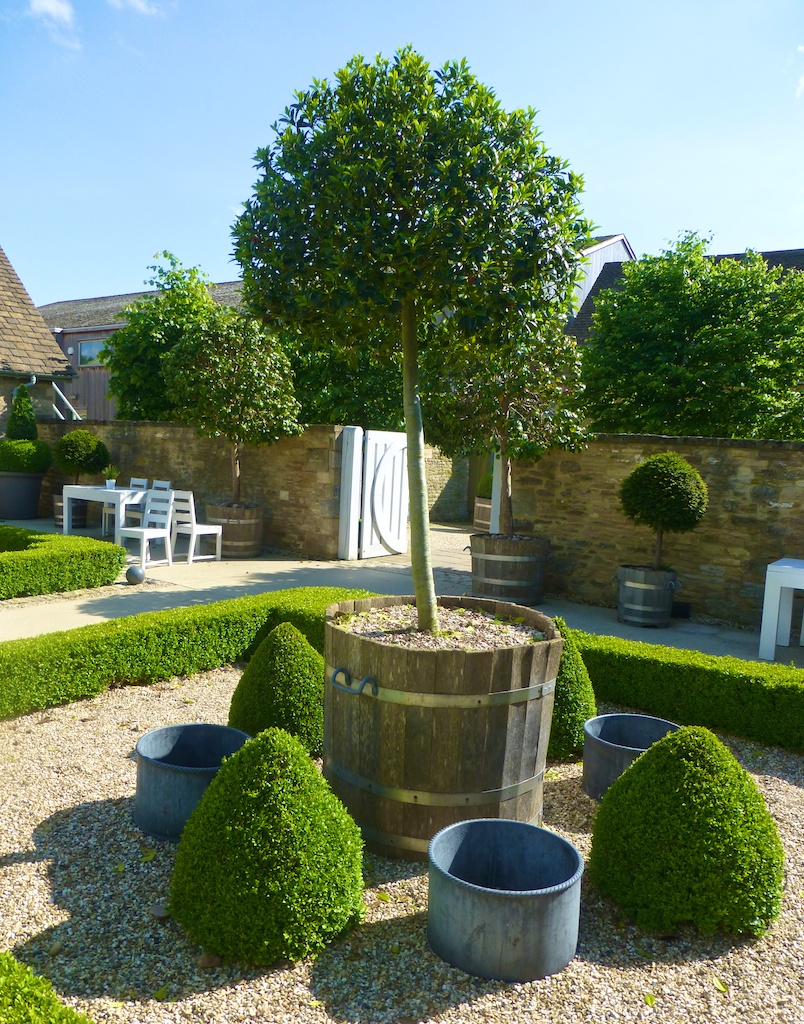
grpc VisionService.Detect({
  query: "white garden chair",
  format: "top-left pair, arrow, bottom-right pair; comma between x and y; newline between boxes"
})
170,490 -> 222,563
118,489 -> 174,567
104,477 -> 149,536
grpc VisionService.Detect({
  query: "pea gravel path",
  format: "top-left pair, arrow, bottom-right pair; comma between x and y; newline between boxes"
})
1,668 -> 802,1024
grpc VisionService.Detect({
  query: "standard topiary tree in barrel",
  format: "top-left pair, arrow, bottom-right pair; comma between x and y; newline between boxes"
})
233,46 -> 588,630
619,451 -> 708,570
53,429 -> 110,485
588,726 -> 785,936
228,622 -> 325,755
170,728 -> 364,965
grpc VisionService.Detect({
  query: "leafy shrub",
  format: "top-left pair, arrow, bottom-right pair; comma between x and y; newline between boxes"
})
53,429 -> 110,483
476,471 -> 494,499
588,726 -> 785,936
573,629 -> 804,751
0,586 -> 372,720
229,621 -> 325,755
0,527 -> 125,599
5,384 -> 37,440
0,951 -> 95,1023
547,616 -> 596,760
171,727 -> 364,964
0,439 -> 52,473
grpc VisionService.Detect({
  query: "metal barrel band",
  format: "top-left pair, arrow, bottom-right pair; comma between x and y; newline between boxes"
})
471,575 -> 538,588
622,579 -> 680,591
359,825 -> 430,855
327,666 -> 555,707
324,755 -> 544,807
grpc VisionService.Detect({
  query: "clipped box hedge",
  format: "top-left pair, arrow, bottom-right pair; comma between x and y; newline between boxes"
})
0,526 -> 126,600
574,631 -> 804,752
0,586 -> 372,721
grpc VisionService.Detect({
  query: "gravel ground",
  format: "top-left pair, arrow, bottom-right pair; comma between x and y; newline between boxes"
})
1,668 -> 803,1024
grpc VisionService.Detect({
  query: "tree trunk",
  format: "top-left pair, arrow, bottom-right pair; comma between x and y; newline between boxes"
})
497,444 -> 513,537
231,441 -> 241,505
402,297 -> 438,631
653,528 -> 663,571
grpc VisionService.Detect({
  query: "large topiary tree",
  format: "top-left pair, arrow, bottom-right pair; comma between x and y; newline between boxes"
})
588,726 -> 785,936
53,429 -> 110,485
170,728 -> 364,965
619,451 -> 708,570
5,384 -> 37,440
228,621 -> 325,754
233,47 -> 589,629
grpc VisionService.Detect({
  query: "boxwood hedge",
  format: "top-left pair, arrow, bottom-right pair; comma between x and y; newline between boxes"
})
0,951 -> 94,1024
0,526 -> 126,599
0,586 -> 371,721
573,630 -> 804,752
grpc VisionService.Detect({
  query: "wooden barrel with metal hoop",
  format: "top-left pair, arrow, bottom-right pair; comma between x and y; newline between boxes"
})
205,503 -> 262,558
470,534 -> 550,606
323,595 -> 563,860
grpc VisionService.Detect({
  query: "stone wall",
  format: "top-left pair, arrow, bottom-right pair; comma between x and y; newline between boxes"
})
514,434 -> 804,627
37,422 -> 470,558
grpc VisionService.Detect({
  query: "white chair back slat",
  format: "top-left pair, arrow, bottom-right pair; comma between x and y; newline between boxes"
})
143,489 -> 174,530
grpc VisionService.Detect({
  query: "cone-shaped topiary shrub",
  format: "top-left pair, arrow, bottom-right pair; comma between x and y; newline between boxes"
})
588,725 -> 784,936
5,384 -> 38,440
170,727 -> 364,965
547,617 -> 596,760
228,621 -> 325,755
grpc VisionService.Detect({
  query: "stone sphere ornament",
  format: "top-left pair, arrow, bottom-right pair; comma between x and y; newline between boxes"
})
126,565 -> 146,585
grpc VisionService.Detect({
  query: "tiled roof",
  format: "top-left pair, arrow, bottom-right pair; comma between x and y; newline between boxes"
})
565,247 -> 804,345
38,280 -> 243,329
0,245 -> 73,378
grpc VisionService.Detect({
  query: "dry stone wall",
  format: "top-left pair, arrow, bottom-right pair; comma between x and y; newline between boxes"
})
514,434 -> 804,627
38,422 -> 467,559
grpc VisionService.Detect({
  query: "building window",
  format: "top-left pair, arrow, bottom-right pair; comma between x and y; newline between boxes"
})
79,341 -> 106,366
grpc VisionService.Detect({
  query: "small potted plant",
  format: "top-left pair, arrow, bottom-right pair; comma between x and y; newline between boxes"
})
0,385 -> 52,518
616,451 -> 708,627
102,464 -> 120,489
52,428 -> 110,528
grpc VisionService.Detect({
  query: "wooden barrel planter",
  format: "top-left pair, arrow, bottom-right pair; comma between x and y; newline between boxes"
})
616,565 -> 680,627
206,503 -> 262,558
53,495 -> 87,529
324,595 -> 563,861
472,497 -> 492,533
470,534 -> 550,606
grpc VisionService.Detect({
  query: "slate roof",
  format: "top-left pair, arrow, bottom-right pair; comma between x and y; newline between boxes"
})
566,247 -> 804,345
38,280 -> 243,329
0,245 -> 73,378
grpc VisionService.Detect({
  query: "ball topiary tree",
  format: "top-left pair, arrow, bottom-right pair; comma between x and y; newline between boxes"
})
5,384 -> 37,440
53,429 -> 110,485
588,725 -> 785,936
228,622 -> 325,755
547,617 -> 596,760
170,727 -> 364,965
619,451 -> 708,570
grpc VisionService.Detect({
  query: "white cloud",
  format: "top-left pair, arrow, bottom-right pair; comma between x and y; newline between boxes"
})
28,0 -> 74,26
106,0 -> 162,13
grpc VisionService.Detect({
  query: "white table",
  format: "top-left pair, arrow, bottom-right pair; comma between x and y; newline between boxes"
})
758,558 -> 804,661
62,485 -> 148,547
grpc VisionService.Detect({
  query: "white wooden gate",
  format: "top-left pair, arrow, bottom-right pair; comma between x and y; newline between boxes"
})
338,427 -> 409,559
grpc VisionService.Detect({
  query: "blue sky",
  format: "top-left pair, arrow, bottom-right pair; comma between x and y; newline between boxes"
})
2,0 -> 803,306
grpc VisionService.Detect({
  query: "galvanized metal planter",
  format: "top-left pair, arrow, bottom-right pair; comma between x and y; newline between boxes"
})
0,471 -> 44,519
324,595 -> 563,860
428,818 -> 583,982
581,713 -> 681,801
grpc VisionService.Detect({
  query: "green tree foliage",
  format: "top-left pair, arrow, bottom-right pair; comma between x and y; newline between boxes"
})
547,617 -> 596,760
170,728 -> 364,965
53,429 -> 110,484
582,232 -> 804,438
619,451 -> 708,569
162,302 -> 301,504
422,313 -> 586,534
103,252 -> 216,421
233,47 -> 588,628
5,384 -> 37,440
228,622 -> 325,754
588,726 -> 785,936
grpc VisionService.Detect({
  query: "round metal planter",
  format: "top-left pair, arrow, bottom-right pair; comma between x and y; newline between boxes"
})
133,723 -> 251,841
581,713 -> 681,801
427,818 -> 583,982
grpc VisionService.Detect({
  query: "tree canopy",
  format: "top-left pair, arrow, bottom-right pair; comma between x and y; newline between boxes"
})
581,232 -> 804,439
233,47 -> 589,627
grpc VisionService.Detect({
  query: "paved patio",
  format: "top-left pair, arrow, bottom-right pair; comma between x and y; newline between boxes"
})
0,517 -> 797,666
